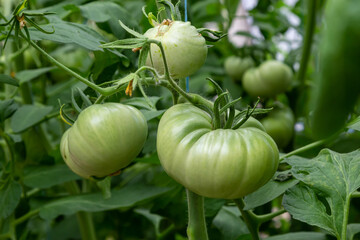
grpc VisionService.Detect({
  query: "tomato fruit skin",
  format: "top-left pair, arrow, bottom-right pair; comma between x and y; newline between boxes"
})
60,103 -> 148,179
224,56 -> 254,82
157,104 -> 279,199
144,20 -> 208,79
242,60 -> 293,97
261,107 -> 295,149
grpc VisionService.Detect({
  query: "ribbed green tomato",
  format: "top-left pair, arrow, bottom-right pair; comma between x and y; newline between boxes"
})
242,60 -> 293,97
60,103 -> 148,179
157,104 -> 279,199
261,107 -> 295,149
144,20 -> 208,79
224,56 -> 255,82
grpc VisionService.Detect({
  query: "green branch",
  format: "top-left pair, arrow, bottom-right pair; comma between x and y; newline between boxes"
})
186,189 -> 209,240
297,0 -> 318,86
234,198 -> 260,240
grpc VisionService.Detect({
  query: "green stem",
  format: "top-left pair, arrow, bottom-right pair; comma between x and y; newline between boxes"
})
0,127 -> 15,174
23,35 -> 114,96
297,0 -> 317,86
256,208 -> 286,224
234,198 -> 260,240
13,209 -> 40,226
280,137 -> 332,162
341,196 -> 351,240
186,189 -> 208,240
66,181 -> 97,240
351,191 -> 360,198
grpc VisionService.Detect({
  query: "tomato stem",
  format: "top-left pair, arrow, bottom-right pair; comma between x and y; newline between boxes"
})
186,189 -> 209,240
233,198 -> 260,240
297,0 -> 318,86
23,33 -> 116,97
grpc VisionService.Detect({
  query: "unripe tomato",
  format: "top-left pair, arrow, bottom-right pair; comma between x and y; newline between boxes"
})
60,103 -> 148,179
242,60 -> 293,97
261,107 -> 295,149
224,56 -> 254,82
157,104 -> 279,199
144,20 -> 208,79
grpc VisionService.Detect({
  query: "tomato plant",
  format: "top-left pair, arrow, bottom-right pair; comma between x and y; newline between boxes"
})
60,103 -> 148,179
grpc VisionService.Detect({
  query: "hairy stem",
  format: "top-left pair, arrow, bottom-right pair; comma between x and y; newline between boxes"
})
23,34 -> 115,96
186,189 -> 208,240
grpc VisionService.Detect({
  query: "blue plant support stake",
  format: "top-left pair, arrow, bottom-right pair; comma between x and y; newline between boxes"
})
185,0 -> 190,92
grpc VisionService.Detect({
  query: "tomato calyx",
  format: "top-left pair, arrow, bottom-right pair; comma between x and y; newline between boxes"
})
205,78 -> 273,130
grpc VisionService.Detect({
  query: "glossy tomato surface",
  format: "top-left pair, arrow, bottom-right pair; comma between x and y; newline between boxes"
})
60,103 -> 148,178
144,20 -> 207,79
157,104 -> 279,199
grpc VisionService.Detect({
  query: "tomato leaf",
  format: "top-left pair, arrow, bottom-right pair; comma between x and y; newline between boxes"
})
28,17 -> 107,51
23,164 -> 80,189
15,67 -> 55,84
347,224 -> 360,240
39,183 -> 174,220
347,116 -> 360,132
10,105 -> 53,133
0,178 -> 22,219
122,97 -> 161,110
265,232 -> 328,240
244,171 -> 298,210
0,99 -> 18,122
140,109 -> 165,121
0,74 -> 19,87
212,206 -> 249,240
283,149 -> 360,238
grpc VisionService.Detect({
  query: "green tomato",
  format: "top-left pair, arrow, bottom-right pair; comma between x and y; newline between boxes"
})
157,104 -> 279,199
242,60 -> 293,97
60,103 -> 148,179
261,107 -> 295,149
224,56 -> 255,82
144,20 -> 208,79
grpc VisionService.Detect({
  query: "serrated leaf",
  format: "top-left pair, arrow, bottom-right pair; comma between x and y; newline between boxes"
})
10,105 -> 53,133
0,99 -> 18,122
283,184 -> 335,235
265,232 -> 328,240
0,179 -> 22,219
0,74 -> 19,87
283,149 -> 360,239
23,164 -> 80,189
244,171 -> 298,210
39,183 -> 173,220
101,38 -> 147,49
16,67 -> 55,84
